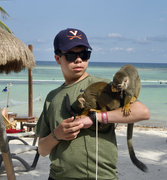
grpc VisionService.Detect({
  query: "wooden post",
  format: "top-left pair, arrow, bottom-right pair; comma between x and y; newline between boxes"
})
28,45 -> 33,117
0,113 -> 16,180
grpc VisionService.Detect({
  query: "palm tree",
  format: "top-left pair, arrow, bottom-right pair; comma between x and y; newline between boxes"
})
0,6 -> 12,33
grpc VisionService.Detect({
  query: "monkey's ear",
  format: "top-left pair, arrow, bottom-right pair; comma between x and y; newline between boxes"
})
78,97 -> 86,109
78,97 -> 85,104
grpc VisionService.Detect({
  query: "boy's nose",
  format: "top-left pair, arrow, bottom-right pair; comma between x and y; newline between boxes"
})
74,56 -> 83,63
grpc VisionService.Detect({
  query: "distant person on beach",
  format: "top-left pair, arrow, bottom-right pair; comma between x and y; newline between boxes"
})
2,87 -> 7,92
36,28 -> 150,180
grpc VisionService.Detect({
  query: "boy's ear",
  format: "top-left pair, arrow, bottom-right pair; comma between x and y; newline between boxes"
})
55,54 -> 61,65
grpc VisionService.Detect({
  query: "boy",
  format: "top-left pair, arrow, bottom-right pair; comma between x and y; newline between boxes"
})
36,28 -> 150,180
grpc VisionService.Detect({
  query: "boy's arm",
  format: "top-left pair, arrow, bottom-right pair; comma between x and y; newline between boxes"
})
98,101 -> 150,124
76,101 -> 150,128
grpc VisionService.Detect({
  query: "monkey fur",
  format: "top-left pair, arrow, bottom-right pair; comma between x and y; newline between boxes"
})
111,64 -> 147,172
111,64 -> 141,115
77,81 -> 121,132
77,64 -> 148,172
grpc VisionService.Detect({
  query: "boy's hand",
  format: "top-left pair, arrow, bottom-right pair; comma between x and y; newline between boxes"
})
74,116 -> 93,129
54,117 -> 84,141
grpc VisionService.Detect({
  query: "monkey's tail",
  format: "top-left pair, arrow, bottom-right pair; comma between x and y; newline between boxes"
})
127,123 -> 148,172
65,94 -> 78,117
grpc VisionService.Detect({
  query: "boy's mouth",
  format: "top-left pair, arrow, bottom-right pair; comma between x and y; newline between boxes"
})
73,66 -> 83,71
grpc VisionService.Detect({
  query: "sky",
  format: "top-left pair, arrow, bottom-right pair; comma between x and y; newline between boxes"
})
1,0 -> 167,63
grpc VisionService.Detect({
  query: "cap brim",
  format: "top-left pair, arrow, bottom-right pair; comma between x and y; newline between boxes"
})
59,42 -> 92,51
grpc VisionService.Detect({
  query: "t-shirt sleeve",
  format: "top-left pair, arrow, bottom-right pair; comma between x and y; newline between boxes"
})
35,100 -> 51,137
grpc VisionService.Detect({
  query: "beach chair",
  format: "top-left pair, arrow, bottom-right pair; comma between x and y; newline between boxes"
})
0,135 -> 40,171
0,112 -> 40,178
3,114 -> 17,130
1,108 -> 17,130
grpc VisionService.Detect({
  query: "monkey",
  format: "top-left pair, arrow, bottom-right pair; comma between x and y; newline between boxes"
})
110,64 -> 147,172
75,64 -> 148,172
77,81 -> 121,132
111,64 -> 141,116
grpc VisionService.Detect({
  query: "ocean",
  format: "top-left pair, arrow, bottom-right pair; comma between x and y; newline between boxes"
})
0,61 -> 167,128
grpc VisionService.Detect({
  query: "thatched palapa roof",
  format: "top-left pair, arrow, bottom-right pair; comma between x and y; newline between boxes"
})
0,28 -> 35,74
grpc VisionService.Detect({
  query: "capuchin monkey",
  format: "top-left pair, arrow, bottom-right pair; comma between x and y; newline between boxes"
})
76,64 -> 148,172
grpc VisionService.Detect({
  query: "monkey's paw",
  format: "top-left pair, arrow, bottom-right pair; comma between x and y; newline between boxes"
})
123,105 -> 131,116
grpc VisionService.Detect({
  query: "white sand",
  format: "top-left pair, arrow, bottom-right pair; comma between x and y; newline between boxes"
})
0,125 -> 167,180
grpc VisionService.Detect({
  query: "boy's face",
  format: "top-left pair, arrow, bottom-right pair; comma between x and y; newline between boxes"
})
55,46 -> 89,85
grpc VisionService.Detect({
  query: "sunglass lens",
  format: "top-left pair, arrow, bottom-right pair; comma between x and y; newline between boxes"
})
80,51 -> 91,61
65,51 -> 91,62
65,54 -> 76,62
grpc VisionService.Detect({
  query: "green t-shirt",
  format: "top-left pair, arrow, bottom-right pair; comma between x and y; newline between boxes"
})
36,75 -> 118,180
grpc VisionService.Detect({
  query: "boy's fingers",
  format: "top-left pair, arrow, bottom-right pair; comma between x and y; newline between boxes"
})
64,117 -> 75,123
66,123 -> 84,133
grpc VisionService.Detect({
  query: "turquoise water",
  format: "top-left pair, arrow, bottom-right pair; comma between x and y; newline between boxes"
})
0,61 -> 167,128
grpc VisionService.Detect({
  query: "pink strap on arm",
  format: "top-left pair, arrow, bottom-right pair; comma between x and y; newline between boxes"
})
102,112 -> 108,124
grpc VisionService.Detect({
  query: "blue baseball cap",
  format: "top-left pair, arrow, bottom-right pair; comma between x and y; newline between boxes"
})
54,28 -> 92,53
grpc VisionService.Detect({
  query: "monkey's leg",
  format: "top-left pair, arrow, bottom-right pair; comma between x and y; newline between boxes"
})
123,96 -> 136,115
130,96 -> 137,103
76,109 -> 101,118
123,103 -> 131,116
89,109 -> 102,113
127,123 -> 148,172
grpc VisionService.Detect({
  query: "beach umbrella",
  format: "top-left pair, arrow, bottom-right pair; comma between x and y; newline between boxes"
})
0,27 -> 35,73
0,27 -> 35,180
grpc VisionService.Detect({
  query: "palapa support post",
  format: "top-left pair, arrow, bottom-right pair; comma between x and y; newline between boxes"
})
28,45 -> 33,117
0,112 -> 16,180
0,29 -> 36,177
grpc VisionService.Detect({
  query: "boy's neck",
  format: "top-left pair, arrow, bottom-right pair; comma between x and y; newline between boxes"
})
64,72 -> 89,85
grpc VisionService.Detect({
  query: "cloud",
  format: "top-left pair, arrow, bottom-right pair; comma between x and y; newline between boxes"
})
110,47 -> 135,53
147,35 -> 167,42
34,38 -> 47,44
45,48 -> 53,52
134,38 -> 150,44
134,35 -> 167,44
33,48 -> 40,52
108,33 -> 123,38
126,48 -> 135,52
92,46 -> 105,54
110,47 -> 123,52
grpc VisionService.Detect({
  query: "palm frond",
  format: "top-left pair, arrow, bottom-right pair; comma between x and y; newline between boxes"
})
0,6 -> 9,19
0,20 -> 12,33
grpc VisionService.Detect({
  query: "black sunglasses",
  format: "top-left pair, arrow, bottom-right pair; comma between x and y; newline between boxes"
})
58,50 -> 91,62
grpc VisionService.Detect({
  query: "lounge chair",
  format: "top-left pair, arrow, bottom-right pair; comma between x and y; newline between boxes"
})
1,108 -> 17,130
3,114 -> 17,130
0,111 -> 40,179
0,135 -> 39,171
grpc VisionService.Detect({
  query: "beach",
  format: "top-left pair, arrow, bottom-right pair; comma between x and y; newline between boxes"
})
0,125 -> 167,180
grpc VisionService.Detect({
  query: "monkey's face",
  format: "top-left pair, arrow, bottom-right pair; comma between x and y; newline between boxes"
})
112,76 -> 129,92
111,84 -> 121,92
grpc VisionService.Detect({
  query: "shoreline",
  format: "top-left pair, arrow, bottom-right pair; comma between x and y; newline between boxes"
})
116,124 -> 167,130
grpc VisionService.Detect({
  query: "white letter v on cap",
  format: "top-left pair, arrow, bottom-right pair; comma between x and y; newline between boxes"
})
69,30 -> 78,36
